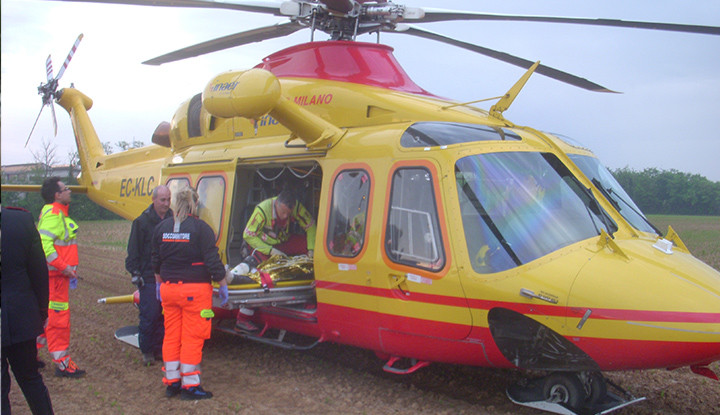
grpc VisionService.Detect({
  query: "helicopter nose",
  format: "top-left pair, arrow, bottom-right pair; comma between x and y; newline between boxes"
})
567,244 -> 720,371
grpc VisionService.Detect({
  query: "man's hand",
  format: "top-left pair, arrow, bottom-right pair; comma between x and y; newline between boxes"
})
131,271 -> 145,288
218,280 -> 229,306
307,249 -> 314,259
62,266 -> 78,279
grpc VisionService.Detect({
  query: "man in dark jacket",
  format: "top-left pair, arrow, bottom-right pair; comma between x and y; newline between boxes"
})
125,185 -> 171,364
2,205 -> 55,414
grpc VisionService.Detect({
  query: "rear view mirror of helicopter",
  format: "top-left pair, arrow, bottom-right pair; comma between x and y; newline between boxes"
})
4,1 -> 719,414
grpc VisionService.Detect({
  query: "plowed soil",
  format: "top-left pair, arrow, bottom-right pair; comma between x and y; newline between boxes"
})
7,220 -> 719,415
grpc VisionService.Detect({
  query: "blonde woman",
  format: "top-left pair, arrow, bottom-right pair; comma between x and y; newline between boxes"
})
151,187 -> 228,400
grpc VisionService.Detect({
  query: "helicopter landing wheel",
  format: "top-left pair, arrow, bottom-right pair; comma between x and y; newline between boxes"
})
542,372 -> 585,411
583,371 -> 608,406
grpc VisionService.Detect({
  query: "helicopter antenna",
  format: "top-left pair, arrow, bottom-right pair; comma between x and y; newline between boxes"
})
442,95 -> 505,110
25,33 -> 84,147
490,61 -> 540,120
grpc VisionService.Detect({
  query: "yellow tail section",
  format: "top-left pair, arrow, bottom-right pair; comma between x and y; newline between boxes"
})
56,87 -> 105,187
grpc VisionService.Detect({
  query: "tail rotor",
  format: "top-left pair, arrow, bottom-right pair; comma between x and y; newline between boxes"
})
25,33 -> 84,147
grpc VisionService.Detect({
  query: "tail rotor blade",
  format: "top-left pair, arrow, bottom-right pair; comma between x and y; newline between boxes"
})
50,103 -> 58,137
46,54 -> 54,82
26,104 -> 47,147
56,33 -> 83,81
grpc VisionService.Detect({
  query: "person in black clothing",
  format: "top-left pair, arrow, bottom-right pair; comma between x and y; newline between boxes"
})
125,185 -> 172,365
151,187 -> 228,400
1,205 -> 55,415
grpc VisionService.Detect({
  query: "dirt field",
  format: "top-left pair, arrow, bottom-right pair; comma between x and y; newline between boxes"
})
8,220 -> 720,415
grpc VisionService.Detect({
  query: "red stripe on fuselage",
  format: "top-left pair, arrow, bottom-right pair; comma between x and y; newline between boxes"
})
315,300 -> 720,370
315,280 -> 720,324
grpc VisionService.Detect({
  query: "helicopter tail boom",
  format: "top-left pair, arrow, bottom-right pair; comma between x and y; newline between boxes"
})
56,87 -> 106,182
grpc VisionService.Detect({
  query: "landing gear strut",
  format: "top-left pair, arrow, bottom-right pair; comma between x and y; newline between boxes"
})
507,371 -> 645,415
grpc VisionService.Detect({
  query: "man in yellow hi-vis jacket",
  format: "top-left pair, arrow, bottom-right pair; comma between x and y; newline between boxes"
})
37,177 -> 86,378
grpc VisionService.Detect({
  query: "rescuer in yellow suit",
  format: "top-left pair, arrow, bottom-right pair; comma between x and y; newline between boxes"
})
243,189 -> 316,261
36,177 -> 86,378
152,187 -> 228,400
234,189 -> 316,332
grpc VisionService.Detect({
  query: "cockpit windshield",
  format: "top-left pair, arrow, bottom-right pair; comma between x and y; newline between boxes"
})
456,152 -> 617,274
569,155 -> 659,235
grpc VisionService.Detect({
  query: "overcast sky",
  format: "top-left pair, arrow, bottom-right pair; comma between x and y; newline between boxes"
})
2,0 -> 719,181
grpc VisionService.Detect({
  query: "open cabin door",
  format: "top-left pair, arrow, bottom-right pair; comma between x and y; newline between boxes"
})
226,161 -> 323,267
162,159 -> 237,262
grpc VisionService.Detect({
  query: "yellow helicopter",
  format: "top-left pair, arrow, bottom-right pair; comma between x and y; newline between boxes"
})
5,1 -> 720,414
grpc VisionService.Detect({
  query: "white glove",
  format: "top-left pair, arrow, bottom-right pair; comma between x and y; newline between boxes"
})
307,249 -> 314,258
270,248 -> 286,257
231,262 -> 250,276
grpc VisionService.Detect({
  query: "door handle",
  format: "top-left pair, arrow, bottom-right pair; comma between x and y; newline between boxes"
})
519,288 -> 558,304
389,274 -> 410,296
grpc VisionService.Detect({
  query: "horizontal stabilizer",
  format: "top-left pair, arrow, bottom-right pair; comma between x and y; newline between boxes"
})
1,184 -> 88,194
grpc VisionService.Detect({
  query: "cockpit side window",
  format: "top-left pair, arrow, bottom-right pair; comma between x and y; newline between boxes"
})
456,152 -> 615,273
385,167 -> 445,271
327,169 -> 371,258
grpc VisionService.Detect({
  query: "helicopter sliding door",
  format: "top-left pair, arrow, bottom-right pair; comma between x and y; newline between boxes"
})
162,160 -> 236,262
374,159 -> 472,359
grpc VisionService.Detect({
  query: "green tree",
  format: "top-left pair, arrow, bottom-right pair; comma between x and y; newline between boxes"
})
611,167 -> 720,215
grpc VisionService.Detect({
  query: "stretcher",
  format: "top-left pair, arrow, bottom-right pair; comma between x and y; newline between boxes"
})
212,279 -> 316,309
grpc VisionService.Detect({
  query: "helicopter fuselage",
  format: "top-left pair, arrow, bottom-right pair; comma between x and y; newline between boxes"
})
54,41 -> 719,378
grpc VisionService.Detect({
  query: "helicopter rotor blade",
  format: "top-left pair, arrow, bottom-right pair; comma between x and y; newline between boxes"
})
50,102 -> 59,137
45,54 -> 54,82
415,8 -> 720,36
56,33 -> 84,81
143,21 -> 304,65
27,33 -> 83,146
26,104 -> 47,148
397,25 -> 617,93
48,0 -> 285,15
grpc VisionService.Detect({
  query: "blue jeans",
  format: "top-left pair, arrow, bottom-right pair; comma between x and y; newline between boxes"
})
138,281 -> 164,356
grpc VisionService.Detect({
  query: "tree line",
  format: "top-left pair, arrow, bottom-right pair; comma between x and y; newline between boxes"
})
611,167 -> 720,216
1,165 -> 123,221
1,139 -> 143,221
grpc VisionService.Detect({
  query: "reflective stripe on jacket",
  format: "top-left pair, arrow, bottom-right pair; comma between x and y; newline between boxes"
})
38,203 -> 79,273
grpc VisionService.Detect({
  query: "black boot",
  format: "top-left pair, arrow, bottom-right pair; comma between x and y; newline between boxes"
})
180,385 -> 213,400
165,382 -> 181,398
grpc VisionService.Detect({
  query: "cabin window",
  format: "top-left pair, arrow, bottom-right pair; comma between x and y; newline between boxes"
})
385,167 -> 445,271
455,152 -> 616,273
197,175 -> 226,241
166,177 -> 191,211
401,122 -> 521,148
327,169 -> 370,257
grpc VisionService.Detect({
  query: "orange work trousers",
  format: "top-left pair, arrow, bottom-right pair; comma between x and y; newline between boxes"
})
45,273 -> 71,362
160,282 -> 213,379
